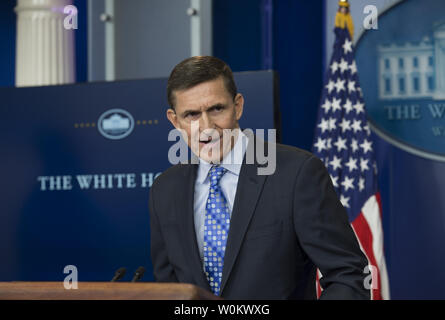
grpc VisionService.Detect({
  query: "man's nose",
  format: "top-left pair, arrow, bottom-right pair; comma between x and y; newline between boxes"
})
199,111 -> 213,130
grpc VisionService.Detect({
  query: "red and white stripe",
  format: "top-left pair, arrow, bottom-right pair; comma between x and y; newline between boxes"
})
316,192 -> 390,300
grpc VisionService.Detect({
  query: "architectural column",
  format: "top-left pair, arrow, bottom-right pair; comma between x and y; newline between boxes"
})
433,22 -> 445,100
15,0 -> 75,87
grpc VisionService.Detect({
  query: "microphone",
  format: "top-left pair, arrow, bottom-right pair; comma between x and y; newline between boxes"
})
111,267 -> 126,282
131,266 -> 146,282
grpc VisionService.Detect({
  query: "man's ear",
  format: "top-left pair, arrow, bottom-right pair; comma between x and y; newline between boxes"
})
166,108 -> 179,129
234,93 -> 244,121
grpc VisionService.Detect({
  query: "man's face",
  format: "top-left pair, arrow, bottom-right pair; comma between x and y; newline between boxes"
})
166,77 -> 244,163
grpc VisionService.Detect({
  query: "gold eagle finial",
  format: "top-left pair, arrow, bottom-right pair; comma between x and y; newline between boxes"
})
335,0 -> 354,39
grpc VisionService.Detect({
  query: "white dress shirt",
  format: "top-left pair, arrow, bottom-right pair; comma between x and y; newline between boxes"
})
193,129 -> 248,264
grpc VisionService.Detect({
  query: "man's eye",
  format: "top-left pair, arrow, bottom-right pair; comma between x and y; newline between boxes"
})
186,112 -> 199,118
212,106 -> 224,112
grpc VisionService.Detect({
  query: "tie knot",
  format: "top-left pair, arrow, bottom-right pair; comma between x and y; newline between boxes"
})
209,165 -> 227,186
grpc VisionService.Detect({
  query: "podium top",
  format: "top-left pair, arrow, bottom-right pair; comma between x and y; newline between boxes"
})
0,282 -> 220,300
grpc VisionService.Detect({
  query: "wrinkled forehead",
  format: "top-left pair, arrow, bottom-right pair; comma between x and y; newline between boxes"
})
173,78 -> 233,111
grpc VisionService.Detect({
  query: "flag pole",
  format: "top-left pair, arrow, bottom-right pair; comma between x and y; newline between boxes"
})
335,0 -> 354,40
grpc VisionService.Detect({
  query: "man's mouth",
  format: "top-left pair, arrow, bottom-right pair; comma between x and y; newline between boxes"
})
199,136 -> 220,146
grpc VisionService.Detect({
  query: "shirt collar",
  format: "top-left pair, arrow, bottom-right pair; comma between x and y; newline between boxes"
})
197,129 -> 248,184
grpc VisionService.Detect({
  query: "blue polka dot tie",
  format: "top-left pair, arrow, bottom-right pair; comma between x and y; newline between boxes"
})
203,165 -> 230,295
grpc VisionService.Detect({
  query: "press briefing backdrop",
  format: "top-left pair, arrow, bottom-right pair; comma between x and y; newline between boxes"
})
330,0 -> 445,299
0,71 -> 279,282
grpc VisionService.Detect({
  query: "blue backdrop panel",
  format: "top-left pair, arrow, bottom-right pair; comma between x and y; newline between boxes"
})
373,136 -> 445,299
0,70 -> 279,282
355,0 -> 445,299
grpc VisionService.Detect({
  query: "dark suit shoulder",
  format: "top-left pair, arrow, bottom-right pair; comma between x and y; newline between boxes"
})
275,143 -> 313,161
273,142 -> 322,172
151,163 -> 194,192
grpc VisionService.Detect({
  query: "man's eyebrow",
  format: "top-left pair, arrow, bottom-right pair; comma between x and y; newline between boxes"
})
181,109 -> 201,117
180,103 -> 227,117
206,103 -> 226,110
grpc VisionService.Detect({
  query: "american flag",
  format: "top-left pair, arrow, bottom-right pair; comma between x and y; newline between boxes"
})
312,26 -> 390,300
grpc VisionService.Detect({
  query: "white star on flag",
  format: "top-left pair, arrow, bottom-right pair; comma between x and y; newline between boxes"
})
339,118 -> 351,133
345,157 -> 358,172
351,119 -> 362,133
328,117 -> 337,130
349,61 -> 357,74
321,99 -> 332,113
358,177 -> 365,191
314,137 -> 327,153
363,124 -> 371,136
351,138 -> 359,153
326,138 -> 332,150
360,158 -> 370,172
330,175 -> 339,188
326,80 -> 335,94
334,79 -> 345,93
330,61 -> 339,74
318,119 -> 330,133
329,155 -> 342,171
343,99 -> 353,114
339,58 -> 349,73
343,38 -> 353,54
353,102 -> 365,114
333,136 -> 347,152
340,194 -> 350,208
331,98 -> 342,112
341,176 -> 355,192
360,139 -> 373,153
347,80 -> 356,93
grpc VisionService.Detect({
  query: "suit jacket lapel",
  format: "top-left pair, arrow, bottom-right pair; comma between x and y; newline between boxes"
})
176,164 -> 212,292
220,155 -> 268,295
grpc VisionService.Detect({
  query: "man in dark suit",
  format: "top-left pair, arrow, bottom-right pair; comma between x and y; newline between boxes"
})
149,56 -> 370,299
